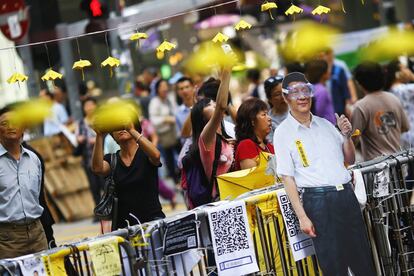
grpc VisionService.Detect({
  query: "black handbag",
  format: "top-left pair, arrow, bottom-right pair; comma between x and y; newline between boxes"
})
94,153 -> 118,222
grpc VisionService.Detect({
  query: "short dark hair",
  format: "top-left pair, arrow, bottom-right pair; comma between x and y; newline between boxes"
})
81,97 -> 97,110
246,69 -> 260,82
155,79 -> 168,95
285,62 -> 304,74
384,59 -> 400,91
354,61 -> 384,92
176,76 -> 193,86
305,59 -> 328,84
235,98 -> 269,144
198,77 -> 220,101
0,102 -> 20,117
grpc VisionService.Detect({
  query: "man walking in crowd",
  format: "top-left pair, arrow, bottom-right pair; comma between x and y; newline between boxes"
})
273,72 -> 375,276
0,105 -> 48,259
352,61 -> 410,161
321,48 -> 354,116
175,77 -> 195,140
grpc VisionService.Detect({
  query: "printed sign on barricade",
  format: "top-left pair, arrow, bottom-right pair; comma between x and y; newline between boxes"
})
164,213 -> 199,256
207,200 -> 259,276
89,237 -> 122,276
16,255 -> 46,275
373,165 -> 390,198
276,189 -> 315,261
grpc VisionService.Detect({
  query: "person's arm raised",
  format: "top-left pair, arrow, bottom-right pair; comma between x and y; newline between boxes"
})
91,131 -> 111,176
201,68 -> 232,149
127,124 -> 161,166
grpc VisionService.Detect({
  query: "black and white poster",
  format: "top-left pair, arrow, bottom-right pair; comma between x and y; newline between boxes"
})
164,213 -> 199,256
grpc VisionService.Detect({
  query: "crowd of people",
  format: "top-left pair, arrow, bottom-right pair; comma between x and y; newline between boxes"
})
1,45 -> 413,275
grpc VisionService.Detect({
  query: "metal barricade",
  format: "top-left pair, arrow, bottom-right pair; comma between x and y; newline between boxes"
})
351,151 -> 414,276
0,235 -> 137,276
2,151 -> 413,276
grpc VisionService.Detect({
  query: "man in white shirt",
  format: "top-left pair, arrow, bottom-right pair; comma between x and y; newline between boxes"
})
273,72 -> 375,276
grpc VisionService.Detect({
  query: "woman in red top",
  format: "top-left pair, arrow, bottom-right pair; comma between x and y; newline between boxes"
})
234,98 -> 274,170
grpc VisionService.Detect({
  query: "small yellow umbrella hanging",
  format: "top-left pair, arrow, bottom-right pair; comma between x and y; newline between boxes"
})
234,20 -> 252,31
101,56 -> 120,77
72,59 -> 92,81
7,72 -> 28,84
212,32 -> 229,43
156,40 -> 176,59
261,2 -> 278,20
311,5 -> 331,16
156,40 -> 176,53
285,4 -> 303,21
129,32 -> 148,41
41,69 -> 63,87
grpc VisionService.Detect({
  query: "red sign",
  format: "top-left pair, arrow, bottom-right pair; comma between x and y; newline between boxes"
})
0,0 -> 29,42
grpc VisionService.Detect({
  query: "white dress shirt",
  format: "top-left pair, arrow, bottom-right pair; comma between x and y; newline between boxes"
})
273,112 -> 351,188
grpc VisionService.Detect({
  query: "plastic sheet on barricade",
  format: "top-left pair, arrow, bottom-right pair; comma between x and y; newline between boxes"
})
217,152 -> 278,200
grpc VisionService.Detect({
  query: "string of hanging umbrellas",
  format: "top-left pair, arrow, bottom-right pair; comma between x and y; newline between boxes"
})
5,0 -> 366,85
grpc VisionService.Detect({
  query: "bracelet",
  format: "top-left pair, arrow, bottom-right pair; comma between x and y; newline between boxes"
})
135,133 -> 143,143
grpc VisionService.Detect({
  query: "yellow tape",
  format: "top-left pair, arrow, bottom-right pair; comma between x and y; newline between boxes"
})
295,140 -> 309,167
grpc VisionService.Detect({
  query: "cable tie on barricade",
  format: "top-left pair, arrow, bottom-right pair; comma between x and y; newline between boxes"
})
128,213 -> 148,246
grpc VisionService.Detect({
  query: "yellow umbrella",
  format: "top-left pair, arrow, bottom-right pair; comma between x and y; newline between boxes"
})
261,2 -> 278,20
184,41 -> 238,74
285,4 -> 303,21
41,69 -> 63,81
311,5 -> 331,16
234,19 -> 252,31
156,40 -> 176,53
360,28 -> 414,61
8,99 -> 52,128
72,59 -> 92,81
129,32 -> 148,41
101,56 -> 120,77
212,32 -> 229,43
280,21 -> 338,62
92,100 -> 139,133
7,72 -> 28,84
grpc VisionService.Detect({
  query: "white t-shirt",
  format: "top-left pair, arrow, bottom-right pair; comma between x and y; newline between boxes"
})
273,113 -> 351,188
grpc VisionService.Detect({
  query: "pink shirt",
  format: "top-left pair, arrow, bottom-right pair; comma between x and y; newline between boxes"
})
198,135 -> 234,182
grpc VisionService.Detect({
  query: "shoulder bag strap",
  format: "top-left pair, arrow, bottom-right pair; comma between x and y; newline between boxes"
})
210,134 -> 223,188
110,153 -> 117,179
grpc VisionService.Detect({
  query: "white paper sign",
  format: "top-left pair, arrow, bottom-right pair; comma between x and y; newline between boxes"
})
16,255 -> 46,276
276,189 -> 315,261
207,200 -> 259,276
373,167 -> 390,198
7,14 -> 22,38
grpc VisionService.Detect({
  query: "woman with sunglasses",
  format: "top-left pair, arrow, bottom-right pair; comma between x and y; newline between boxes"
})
264,75 -> 289,142
234,98 -> 274,170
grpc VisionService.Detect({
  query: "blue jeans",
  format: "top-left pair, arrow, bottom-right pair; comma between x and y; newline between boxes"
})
303,185 -> 376,276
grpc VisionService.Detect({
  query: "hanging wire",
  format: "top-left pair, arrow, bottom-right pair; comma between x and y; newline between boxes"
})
44,43 -> 52,69
0,0 -> 239,52
76,38 -> 82,59
104,31 -> 110,56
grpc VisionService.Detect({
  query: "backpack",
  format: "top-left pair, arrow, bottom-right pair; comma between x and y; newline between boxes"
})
181,135 -> 222,208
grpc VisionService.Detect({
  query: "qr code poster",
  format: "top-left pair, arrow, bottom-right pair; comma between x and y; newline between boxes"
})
276,189 -> 315,261
207,200 -> 259,276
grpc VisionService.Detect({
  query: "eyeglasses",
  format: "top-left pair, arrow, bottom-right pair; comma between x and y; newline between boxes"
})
282,83 -> 313,100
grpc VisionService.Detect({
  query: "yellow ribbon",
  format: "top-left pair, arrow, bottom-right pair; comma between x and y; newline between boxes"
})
295,140 -> 309,167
